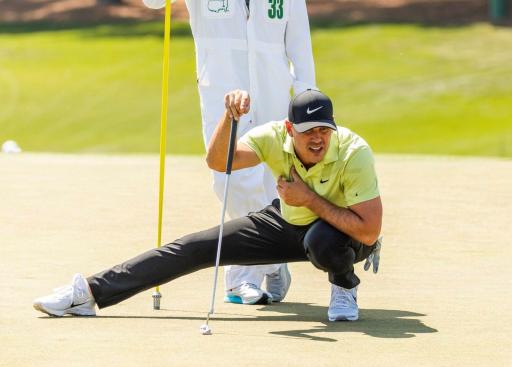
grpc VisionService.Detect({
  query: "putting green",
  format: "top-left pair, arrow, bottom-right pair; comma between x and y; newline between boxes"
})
0,154 -> 510,366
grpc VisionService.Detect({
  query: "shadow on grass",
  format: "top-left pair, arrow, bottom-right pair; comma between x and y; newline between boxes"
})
38,302 -> 437,342
262,304 -> 438,342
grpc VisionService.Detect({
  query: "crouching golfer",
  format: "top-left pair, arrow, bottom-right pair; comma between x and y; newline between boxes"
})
33,89 -> 383,322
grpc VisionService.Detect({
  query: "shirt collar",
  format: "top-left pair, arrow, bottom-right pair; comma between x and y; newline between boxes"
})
283,133 -> 295,155
323,131 -> 339,164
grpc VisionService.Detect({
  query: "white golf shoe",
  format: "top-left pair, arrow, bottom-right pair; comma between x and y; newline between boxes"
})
224,282 -> 272,305
33,274 -> 96,317
265,264 -> 291,302
328,284 -> 358,321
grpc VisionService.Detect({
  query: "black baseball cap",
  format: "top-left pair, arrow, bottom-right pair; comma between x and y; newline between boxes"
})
288,89 -> 337,133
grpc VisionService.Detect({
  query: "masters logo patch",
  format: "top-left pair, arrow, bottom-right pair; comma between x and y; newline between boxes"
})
208,0 -> 229,13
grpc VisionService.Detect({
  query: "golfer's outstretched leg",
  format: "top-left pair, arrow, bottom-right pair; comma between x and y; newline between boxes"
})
33,205 -> 303,316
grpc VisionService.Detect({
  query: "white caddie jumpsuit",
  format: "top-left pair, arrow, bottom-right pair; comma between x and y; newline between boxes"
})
185,0 -> 316,290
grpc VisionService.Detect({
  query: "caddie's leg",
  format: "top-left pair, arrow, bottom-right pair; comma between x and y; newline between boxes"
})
213,167 -> 281,300
87,204 -> 302,309
203,107 -> 283,301
260,173 -> 290,302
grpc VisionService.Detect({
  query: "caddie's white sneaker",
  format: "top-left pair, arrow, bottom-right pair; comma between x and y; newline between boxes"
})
328,284 -> 358,321
33,274 -> 96,317
265,264 -> 291,302
224,282 -> 272,305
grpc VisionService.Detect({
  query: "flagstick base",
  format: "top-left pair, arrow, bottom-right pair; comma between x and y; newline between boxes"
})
152,291 -> 162,310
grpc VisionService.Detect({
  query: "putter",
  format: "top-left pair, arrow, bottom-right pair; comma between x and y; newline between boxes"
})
200,118 -> 239,336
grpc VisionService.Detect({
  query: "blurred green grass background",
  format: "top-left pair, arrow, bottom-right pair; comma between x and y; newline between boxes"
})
0,21 -> 510,156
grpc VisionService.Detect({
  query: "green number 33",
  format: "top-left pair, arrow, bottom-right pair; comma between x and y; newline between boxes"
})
268,0 -> 284,19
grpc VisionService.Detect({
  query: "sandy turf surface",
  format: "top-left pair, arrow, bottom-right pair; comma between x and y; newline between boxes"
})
1,153 -> 511,366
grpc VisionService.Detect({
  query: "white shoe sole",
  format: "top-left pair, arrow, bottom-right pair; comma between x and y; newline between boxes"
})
224,292 -> 272,305
328,313 -> 358,322
66,303 -> 96,316
33,302 -> 96,317
33,302 -> 65,317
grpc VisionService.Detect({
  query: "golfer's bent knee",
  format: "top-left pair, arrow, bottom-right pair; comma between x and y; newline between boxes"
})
304,221 -> 355,274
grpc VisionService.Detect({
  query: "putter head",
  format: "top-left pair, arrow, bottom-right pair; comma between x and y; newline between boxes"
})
199,324 -> 212,335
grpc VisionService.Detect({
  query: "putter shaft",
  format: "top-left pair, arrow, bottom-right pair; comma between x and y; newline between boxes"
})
204,119 -> 239,324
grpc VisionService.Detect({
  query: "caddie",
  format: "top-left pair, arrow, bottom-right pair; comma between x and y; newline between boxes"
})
144,0 -> 317,305
183,0 -> 317,304
33,89 -> 382,322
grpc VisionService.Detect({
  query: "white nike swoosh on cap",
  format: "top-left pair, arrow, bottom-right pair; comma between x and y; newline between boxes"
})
306,106 -> 323,114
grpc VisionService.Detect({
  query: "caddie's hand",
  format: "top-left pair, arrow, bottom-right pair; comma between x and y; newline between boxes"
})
224,90 -> 250,120
364,237 -> 382,274
277,166 -> 313,207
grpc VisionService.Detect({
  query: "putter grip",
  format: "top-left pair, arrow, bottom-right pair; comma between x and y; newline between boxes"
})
225,119 -> 239,175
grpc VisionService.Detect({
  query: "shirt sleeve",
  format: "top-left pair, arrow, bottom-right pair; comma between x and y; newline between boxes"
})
285,0 -> 317,95
239,124 -> 274,163
343,147 -> 380,206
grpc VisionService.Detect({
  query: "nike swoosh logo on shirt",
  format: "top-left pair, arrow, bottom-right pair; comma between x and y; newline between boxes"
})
307,106 -> 323,114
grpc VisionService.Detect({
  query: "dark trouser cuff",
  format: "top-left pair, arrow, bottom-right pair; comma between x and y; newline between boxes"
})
328,271 -> 360,289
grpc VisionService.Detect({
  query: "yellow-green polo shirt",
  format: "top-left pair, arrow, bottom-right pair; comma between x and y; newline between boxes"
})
239,120 -> 380,226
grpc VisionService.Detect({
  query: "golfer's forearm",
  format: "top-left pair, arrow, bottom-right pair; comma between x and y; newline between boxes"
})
305,193 -> 378,246
206,111 -> 233,172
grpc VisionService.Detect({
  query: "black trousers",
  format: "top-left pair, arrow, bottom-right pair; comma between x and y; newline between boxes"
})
88,202 -> 375,309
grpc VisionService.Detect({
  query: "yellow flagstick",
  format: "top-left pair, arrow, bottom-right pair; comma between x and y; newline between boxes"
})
153,0 -> 172,310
